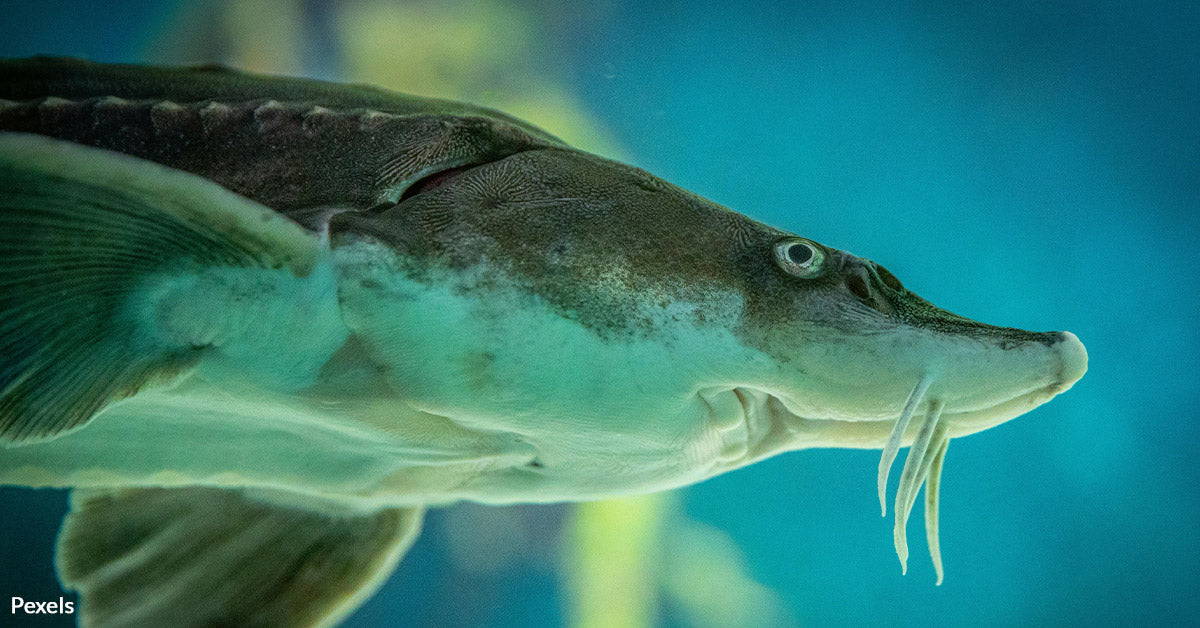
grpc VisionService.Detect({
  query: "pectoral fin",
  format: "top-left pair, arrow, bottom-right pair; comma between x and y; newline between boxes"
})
55,487 -> 422,628
0,133 -> 321,444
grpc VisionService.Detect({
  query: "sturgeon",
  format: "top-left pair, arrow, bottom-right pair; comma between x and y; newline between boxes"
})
0,58 -> 1086,626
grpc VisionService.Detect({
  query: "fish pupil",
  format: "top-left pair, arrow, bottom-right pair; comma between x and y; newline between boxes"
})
787,243 -> 813,264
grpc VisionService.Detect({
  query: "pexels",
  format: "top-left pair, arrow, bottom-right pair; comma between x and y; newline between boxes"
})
11,597 -> 75,615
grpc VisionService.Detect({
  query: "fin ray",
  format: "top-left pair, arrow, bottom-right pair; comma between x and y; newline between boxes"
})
0,133 -> 319,444
57,487 -> 422,628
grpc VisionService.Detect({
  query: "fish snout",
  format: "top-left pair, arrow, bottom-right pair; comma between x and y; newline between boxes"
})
1050,330 -> 1088,393
824,254 -> 1087,431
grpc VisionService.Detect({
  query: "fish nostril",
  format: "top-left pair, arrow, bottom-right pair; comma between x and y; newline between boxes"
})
847,273 -> 872,301
875,265 -> 905,293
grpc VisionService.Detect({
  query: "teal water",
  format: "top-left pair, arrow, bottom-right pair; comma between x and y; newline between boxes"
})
1,1 -> 1196,626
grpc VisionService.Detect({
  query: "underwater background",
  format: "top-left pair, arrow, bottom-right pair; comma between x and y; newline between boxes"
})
1,1 -> 1197,626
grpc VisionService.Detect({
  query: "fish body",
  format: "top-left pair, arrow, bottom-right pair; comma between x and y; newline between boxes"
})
0,58 -> 1086,626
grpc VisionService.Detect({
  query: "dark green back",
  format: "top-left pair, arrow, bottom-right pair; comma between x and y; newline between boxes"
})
0,57 -> 563,223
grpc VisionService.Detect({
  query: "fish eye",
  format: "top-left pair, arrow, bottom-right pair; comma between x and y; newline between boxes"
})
774,238 -> 825,278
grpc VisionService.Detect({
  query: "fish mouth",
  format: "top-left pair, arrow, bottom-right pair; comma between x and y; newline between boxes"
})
710,331 -> 1087,585
718,375 -> 1073,469
713,383 -> 1046,586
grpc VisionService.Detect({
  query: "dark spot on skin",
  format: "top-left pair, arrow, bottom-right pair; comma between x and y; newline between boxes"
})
527,460 -> 544,469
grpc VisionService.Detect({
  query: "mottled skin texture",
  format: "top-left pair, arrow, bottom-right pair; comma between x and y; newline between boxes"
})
333,147 -> 1061,346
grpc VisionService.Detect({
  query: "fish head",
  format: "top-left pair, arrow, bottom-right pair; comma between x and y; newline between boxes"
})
330,144 -> 1086,502
734,243 -> 1089,448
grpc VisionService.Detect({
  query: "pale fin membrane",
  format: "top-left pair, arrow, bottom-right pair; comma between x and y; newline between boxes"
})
0,133 -> 320,444
877,375 -> 934,516
892,399 -> 944,574
57,487 -> 423,627
925,433 -> 951,585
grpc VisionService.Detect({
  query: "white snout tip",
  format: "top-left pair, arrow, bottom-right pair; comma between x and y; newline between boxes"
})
1052,331 -> 1088,393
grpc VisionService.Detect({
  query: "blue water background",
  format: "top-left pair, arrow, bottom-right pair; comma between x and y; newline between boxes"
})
1,1 -> 1197,626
